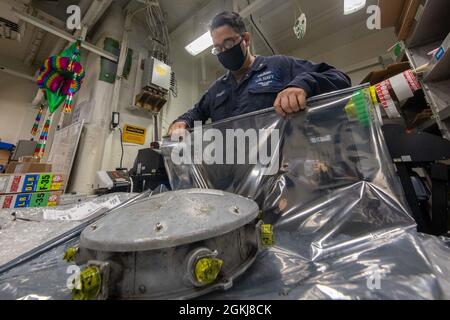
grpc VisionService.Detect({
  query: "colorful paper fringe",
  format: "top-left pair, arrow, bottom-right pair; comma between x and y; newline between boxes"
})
33,115 -> 53,158
31,105 -> 44,136
33,41 -> 85,158
36,41 -> 84,114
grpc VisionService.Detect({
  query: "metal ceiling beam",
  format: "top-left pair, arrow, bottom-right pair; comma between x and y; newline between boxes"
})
238,0 -> 273,19
13,8 -> 118,62
236,0 -> 279,54
0,65 -> 35,81
78,0 -> 113,34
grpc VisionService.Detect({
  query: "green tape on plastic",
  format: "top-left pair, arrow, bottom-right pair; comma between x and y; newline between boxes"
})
344,90 -> 370,127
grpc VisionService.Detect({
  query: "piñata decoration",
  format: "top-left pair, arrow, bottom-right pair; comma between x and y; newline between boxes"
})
31,105 -> 44,137
36,40 -> 85,114
33,113 -> 53,158
34,40 -> 85,157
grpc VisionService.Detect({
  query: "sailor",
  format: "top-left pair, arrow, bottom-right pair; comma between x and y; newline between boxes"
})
168,11 -> 351,135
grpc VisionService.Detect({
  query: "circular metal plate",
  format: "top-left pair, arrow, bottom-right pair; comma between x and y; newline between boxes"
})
80,189 -> 259,252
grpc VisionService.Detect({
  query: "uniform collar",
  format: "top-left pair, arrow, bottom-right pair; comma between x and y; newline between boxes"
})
221,56 -> 267,83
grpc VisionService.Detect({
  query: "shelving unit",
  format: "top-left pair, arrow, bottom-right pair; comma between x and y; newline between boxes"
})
424,43 -> 450,82
405,42 -> 440,69
406,0 -> 450,48
401,0 -> 450,141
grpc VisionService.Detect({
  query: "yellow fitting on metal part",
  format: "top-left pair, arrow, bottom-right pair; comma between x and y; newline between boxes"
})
344,101 -> 357,119
261,224 -> 274,246
257,210 -> 264,221
63,247 -> 78,263
72,266 -> 102,300
194,258 -> 224,285
369,86 -> 378,105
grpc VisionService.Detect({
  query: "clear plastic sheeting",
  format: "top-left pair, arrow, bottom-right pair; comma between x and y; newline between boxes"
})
1,86 -> 449,300
161,85 -> 450,300
0,238 -> 79,300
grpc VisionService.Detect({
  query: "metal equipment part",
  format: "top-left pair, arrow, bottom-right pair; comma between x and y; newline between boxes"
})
71,189 -> 262,300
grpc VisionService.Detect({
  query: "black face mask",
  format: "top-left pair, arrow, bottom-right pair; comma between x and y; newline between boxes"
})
217,39 -> 247,71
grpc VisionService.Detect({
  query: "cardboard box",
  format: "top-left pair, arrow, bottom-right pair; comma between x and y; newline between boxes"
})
0,149 -> 10,162
379,0 -> 421,40
0,173 -> 64,195
1,191 -> 61,209
0,149 -> 10,173
0,149 -> 10,159
379,0 -> 406,28
397,0 -> 421,40
18,156 -> 40,163
361,62 -> 411,85
5,162 -> 52,174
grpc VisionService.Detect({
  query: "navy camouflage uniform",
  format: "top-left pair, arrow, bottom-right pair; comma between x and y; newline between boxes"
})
177,55 -> 352,127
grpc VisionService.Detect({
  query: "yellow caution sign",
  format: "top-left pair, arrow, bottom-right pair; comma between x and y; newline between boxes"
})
122,124 -> 147,145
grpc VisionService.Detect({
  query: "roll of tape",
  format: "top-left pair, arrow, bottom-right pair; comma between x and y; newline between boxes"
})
389,73 -> 414,102
375,80 -> 401,119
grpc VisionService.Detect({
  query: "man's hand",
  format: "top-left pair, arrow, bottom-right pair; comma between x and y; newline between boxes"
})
274,87 -> 307,116
167,121 -> 188,137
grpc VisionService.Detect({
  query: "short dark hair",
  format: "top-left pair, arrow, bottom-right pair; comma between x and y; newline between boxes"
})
210,11 -> 247,34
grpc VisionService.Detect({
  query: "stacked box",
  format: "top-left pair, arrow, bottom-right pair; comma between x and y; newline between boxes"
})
0,173 -> 64,194
0,149 -> 10,173
0,173 -> 64,208
5,162 -> 52,174
1,191 -> 61,209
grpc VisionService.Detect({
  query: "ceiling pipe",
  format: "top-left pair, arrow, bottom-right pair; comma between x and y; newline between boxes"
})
238,0 -> 273,19
24,26 -> 45,66
13,8 -> 118,62
77,0 -> 113,36
0,65 -> 35,81
111,11 -> 133,115
236,0 -> 279,54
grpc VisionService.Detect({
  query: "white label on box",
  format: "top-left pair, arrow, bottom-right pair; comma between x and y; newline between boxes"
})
43,195 -> 121,221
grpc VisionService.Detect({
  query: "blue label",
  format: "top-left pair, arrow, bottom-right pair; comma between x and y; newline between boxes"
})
22,174 -> 39,192
14,193 -> 32,208
435,47 -> 445,61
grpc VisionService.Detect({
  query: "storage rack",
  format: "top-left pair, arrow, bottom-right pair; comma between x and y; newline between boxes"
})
401,0 -> 450,140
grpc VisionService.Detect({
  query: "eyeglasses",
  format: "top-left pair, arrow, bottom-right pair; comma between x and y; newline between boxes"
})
211,35 -> 243,56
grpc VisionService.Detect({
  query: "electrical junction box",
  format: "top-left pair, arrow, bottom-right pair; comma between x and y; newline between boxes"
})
142,57 -> 171,91
70,189 -> 262,300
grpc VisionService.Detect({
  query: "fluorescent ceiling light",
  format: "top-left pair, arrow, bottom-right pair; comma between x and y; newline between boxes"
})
344,0 -> 366,15
185,31 -> 213,56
